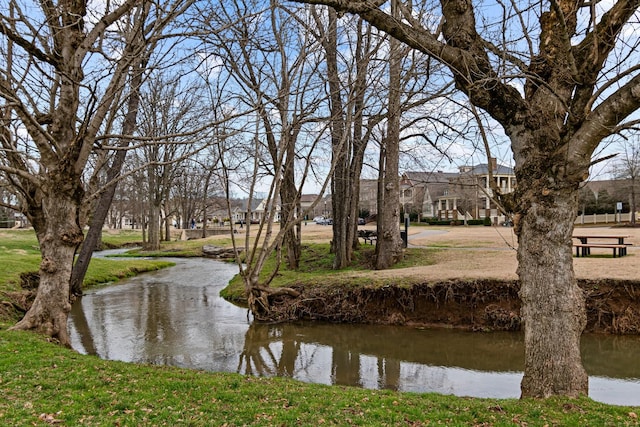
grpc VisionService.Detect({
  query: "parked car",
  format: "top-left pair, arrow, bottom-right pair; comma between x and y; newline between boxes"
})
358,217 -> 365,225
314,216 -> 325,224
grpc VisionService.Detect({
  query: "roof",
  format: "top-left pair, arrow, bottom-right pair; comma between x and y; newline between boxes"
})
300,194 -> 319,203
465,163 -> 514,175
403,171 -> 458,185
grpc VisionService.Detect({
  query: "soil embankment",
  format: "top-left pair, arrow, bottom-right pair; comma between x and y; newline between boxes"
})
260,278 -> 640,334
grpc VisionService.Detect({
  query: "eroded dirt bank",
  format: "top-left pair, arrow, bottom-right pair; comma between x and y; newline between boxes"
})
260,279 -> 640,334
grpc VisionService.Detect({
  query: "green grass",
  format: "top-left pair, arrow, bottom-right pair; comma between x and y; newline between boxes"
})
80,258 -> 174,287
0,229 -> 43,293
221,243 -> 440,301
0,229 -> 173,322
100,229 -> 144,248
0,329 -> 637,426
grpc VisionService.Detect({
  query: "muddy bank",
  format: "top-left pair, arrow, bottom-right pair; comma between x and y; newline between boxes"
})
259,279 -> 640,334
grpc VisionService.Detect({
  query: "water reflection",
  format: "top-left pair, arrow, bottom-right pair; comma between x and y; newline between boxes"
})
69,257 -> 640,406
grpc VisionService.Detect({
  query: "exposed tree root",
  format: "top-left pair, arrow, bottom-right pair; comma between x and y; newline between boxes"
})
248,286 -> 302,322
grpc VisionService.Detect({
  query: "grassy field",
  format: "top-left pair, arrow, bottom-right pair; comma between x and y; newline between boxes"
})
1,226 -> 639,426
0,229 -> 174,323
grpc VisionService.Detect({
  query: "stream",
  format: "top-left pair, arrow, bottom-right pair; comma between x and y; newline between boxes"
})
68,256 -> 640,406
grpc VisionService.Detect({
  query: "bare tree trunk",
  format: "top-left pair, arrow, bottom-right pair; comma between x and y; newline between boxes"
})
147,201 -> 161,251
281,140 -> 301,269
375,1 -> 403,269
631,176 -> 637,225
11,182 -> 84,347
348,20 -> 368,251
322,7 -> 348,268
165,202 -> 172,241
516,171 -> 588,397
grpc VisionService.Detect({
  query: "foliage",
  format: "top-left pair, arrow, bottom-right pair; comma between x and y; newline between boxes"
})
0,330 -> 638,426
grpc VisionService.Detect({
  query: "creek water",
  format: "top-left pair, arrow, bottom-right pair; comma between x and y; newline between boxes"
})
68,256 -> 640,406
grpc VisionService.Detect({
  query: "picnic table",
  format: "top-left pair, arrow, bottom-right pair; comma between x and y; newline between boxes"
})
572,235 -> 632,257
358,229 -> 377,245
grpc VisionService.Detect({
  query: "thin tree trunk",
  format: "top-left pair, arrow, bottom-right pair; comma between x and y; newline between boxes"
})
324,7 -> 351,269
69,40 -> 147,295
147,201 -> 161,250
281,147 -> 301,269
69,121 -> 136,296
630,176 -> 636,225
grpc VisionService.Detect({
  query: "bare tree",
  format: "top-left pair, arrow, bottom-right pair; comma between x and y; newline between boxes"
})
0,0 -> 194,345
70,7 -> 154,296
136,74 -> 209,250
311,2 -> 448,269
199,0 -> 329,271
295,0 -> 640,398
196,1 -> 344,317
308,7 -> 387,269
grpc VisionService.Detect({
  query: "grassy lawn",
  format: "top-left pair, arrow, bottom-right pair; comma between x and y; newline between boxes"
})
0,330 -> 638,426
220,243 -> 440,301
0,229 -> 173,322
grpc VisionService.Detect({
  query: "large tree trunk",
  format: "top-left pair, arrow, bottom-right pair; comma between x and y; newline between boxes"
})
515,161 -> 588,398
11,183 -> 83,347
375,5 -> 403,270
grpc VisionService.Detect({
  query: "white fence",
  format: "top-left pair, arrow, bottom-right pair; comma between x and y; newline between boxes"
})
575,212 -> 637,225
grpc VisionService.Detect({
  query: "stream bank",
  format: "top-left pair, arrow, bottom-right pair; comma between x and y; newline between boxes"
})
228,278 -> 640,334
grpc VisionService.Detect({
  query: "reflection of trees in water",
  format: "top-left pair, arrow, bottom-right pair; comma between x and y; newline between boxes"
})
332,346 -> 361,387
238,323 -> 405,390
69,296 -> 97,355
377,358 -> 400,391
238,323 -> 302,377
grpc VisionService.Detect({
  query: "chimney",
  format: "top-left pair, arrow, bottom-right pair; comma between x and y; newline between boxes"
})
489,157 -> 497,172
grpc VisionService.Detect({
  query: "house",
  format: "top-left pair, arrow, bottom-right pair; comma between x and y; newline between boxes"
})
300,194 -> 325,219
358,179 -> 378,216
400,171 -> 458,219
400,158 -> 516,223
